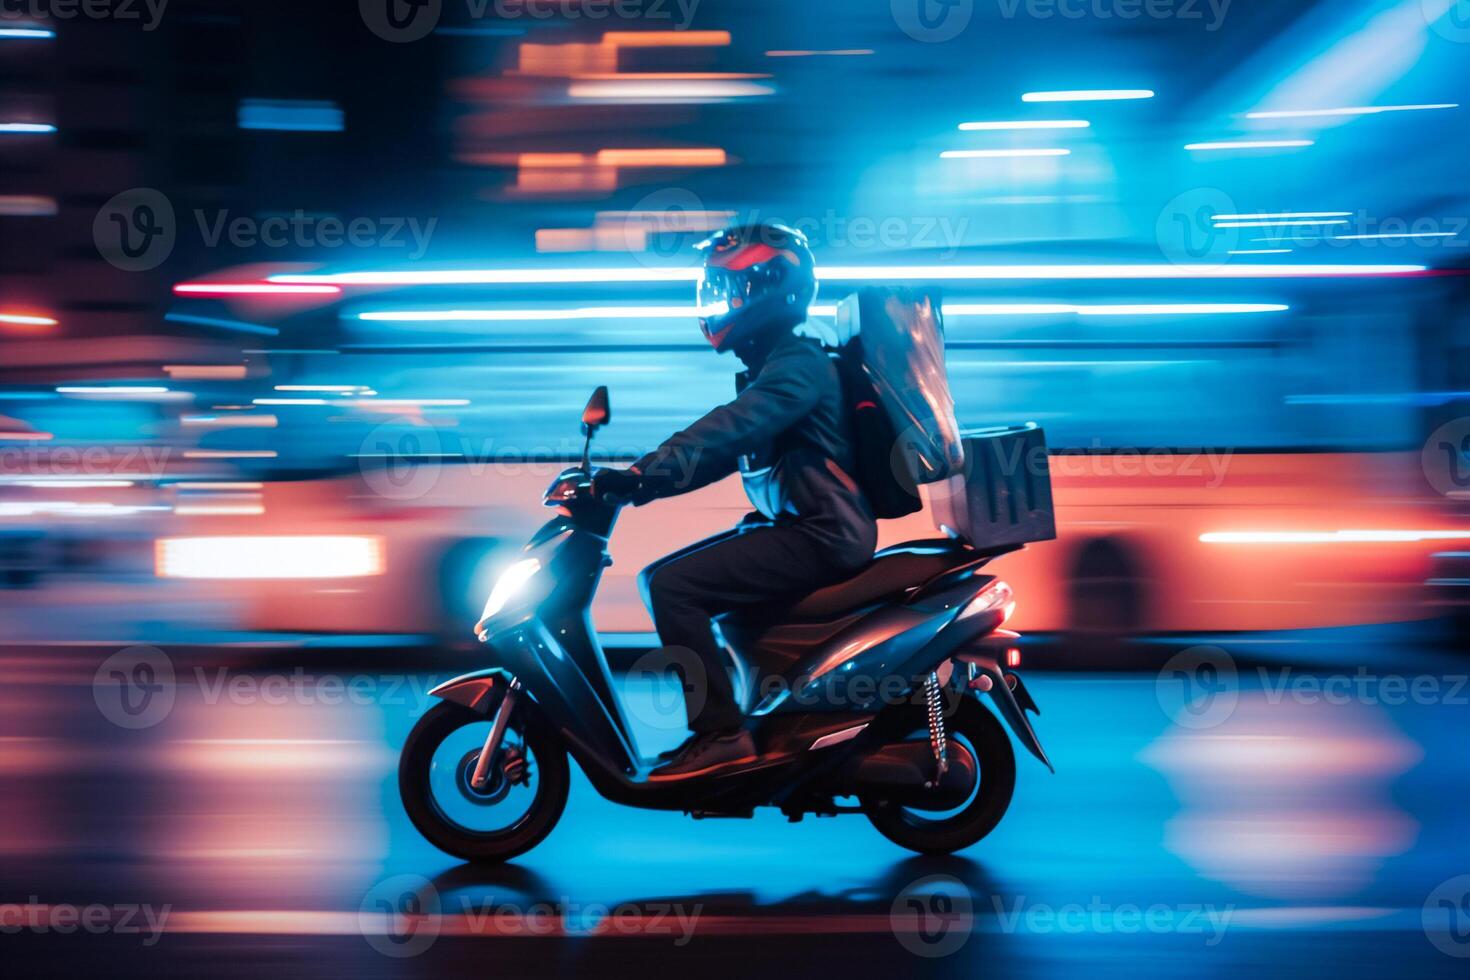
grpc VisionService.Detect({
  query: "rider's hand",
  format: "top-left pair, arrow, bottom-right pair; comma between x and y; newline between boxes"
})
592,466 -> 644,504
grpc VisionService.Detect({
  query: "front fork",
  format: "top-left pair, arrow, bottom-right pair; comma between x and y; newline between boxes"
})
427,670 -> 523,789
468,679 -> 521,790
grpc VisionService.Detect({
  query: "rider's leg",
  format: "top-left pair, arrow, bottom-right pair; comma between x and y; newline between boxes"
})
644,524 -> 858,734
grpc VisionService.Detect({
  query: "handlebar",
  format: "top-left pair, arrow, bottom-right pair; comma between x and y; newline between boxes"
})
585,464 -> 641,508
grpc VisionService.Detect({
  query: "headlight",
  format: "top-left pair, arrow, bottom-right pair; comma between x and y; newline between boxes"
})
476,558 -> 542,633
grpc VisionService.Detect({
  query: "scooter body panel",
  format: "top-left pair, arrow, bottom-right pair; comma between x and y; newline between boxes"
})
731,578 -> 1004,717
477,518 -> 643,776
440,465 -> 1048,817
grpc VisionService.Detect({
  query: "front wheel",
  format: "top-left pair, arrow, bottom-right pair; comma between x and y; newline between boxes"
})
399,699 -> 569,863
861,697 -> 1016,855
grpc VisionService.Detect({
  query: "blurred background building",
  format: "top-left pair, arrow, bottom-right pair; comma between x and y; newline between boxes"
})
1,0 -> 1467,649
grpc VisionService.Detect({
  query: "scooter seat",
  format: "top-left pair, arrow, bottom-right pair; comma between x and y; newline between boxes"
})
784,538 -> 980,621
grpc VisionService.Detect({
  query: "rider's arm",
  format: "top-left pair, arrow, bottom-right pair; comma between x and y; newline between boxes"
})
631,339 -> 826,501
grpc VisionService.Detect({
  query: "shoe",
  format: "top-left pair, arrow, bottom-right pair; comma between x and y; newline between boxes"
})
647,729 -> 758,781
655,733 -> 699,763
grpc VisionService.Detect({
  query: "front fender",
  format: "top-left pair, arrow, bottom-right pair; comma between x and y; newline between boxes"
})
428,667 -> 515,715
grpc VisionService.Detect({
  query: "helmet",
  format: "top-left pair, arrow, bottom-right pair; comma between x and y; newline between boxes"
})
695,223 -> 817,352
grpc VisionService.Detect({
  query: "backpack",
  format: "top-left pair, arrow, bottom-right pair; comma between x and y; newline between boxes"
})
828,286 -> 965,519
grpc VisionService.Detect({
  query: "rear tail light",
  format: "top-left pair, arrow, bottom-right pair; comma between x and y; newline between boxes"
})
958,579 -> 1014,626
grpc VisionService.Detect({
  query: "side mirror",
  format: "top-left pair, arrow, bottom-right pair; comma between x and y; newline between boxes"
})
581,386 -> 610,430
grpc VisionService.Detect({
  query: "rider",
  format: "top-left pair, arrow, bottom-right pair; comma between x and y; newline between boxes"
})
592,223 -> 878,779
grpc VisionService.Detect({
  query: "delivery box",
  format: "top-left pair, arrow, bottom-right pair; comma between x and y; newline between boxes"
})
929,424 -> 1057,550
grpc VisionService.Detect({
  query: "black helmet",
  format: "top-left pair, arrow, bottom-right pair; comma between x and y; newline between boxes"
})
695,223 -> 817,352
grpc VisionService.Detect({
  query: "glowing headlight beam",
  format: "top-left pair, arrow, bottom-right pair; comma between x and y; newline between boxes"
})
602,30 -> 729,47
1201,530 -> 1470,544
1,502 -> 165,517
568,80 -> 774,100
958,119 -> 1090,131
357,302 -> 1288,323
594,148 -> 726,167
1212,212 -> 1352,222
286,263 -> 1423,289
174,283 -> 341,296
1022,89 -> 1153,102
343,398 -> 469,406
1185,140 -> 1314,151
9,480 -> 135,489
765,49 -> 874,57
1068,303 -> 1288,316
1334,231 -> 1458,241
281,269 -> 695,286
1245,103 -> 1457,119
822,263 -> 1415,280
1213,220 -> 1349,229
359,305 -> 706,322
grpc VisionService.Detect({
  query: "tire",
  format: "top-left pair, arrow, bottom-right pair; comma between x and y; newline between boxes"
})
399,700 -> 569,863
861,698 -> 1016,855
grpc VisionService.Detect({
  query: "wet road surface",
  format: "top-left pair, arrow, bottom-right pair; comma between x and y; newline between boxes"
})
2,641 -> 1468,978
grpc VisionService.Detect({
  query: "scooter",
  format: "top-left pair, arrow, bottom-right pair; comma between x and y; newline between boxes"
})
399,387 -> 1051,862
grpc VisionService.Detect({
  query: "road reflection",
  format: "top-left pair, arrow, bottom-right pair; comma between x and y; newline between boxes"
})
0,650 -> 1465,977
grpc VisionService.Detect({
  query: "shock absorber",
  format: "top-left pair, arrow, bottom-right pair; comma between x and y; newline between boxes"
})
924,671 -> 948,785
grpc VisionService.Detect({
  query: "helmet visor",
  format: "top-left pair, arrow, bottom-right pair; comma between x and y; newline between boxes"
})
696,267 -> 737,320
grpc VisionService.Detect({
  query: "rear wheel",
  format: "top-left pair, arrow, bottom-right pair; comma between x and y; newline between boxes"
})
861,698 -> 1016,855
399,700 -> 569,863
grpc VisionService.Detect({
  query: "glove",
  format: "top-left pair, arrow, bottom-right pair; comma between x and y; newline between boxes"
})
592,466 -> 644,504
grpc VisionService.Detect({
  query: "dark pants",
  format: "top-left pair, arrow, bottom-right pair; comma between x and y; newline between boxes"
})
642,525 -> 863,734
